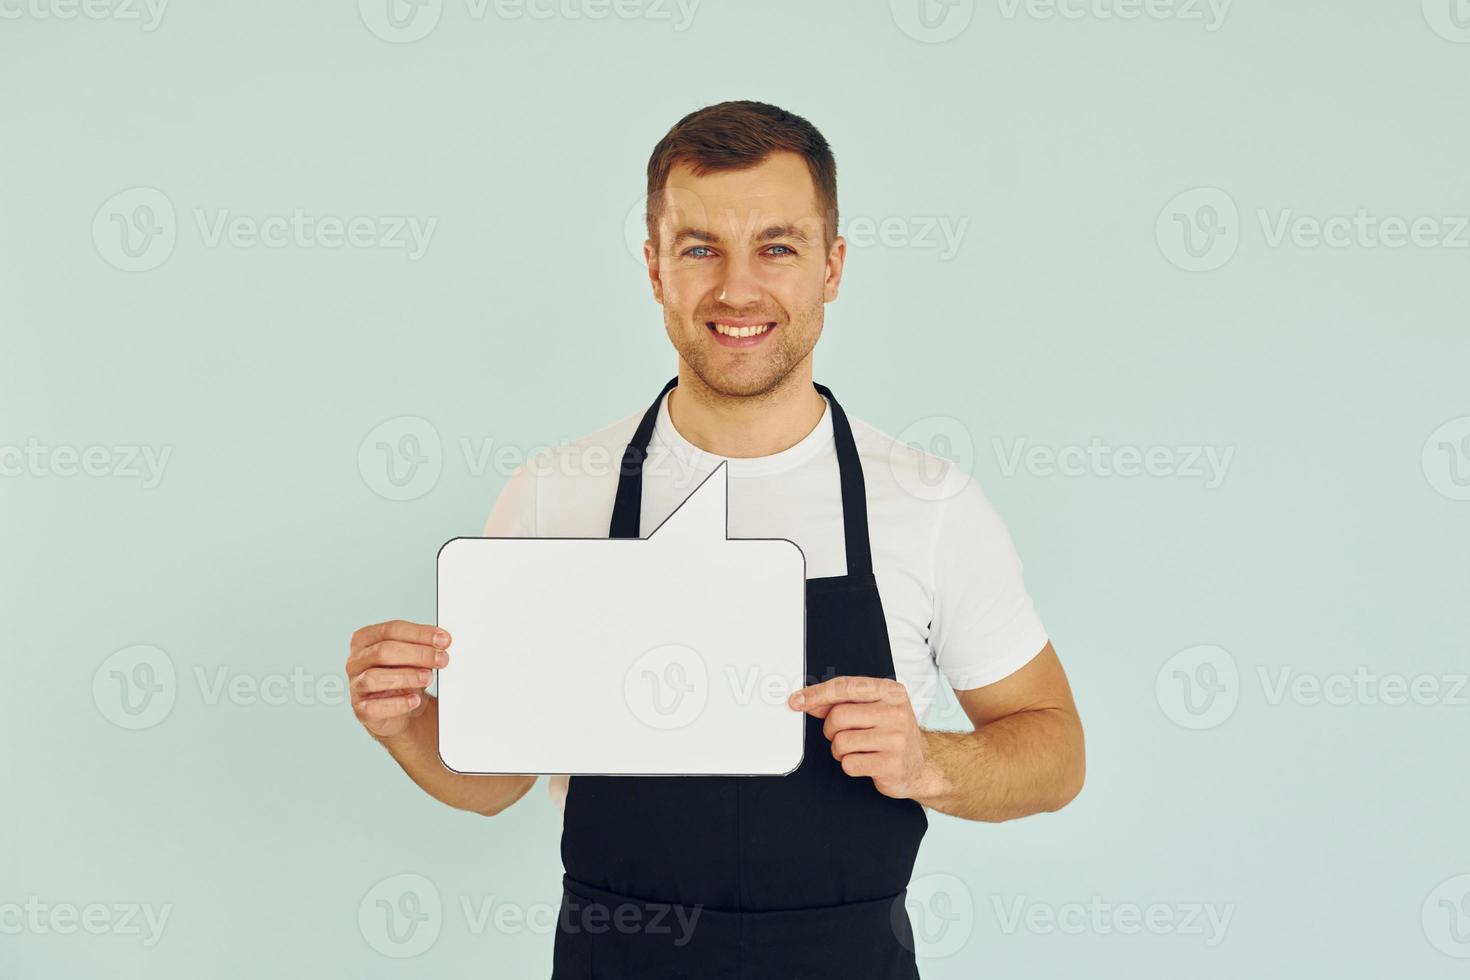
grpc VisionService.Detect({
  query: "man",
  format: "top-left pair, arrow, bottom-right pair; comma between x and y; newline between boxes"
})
345,100 -> 1084,978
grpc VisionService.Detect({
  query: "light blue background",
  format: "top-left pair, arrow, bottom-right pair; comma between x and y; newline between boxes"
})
2,0 -> 1467,976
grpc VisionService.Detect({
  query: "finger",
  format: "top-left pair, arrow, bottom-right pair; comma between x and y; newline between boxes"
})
354,692 -> 421,721
358,687 -> 416,701
352,666 -> 433,697
838,752 -> 881,779
788,675 -> 896,715
822,702 -> 887,741
349,639 -> 447,675
830,728 -> 893,759
351,620 -> 451,655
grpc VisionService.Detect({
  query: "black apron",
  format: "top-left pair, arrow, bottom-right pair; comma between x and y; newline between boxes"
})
551,377 -> 929,979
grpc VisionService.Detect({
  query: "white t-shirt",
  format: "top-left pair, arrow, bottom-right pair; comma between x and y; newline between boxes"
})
480,387 -> 1049,813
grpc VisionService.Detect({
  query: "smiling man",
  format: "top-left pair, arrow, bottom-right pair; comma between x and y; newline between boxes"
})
345,100 -> 1085,979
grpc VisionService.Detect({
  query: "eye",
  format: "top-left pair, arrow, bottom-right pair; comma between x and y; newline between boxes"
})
682,246 -> 715,258
766,245 -> 796,257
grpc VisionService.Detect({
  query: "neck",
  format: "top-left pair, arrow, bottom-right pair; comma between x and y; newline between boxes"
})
667,361 -> 827,459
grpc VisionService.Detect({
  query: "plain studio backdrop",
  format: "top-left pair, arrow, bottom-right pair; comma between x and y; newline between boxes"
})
2,1 -> 1467,976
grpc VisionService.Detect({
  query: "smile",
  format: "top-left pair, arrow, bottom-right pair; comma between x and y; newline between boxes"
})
706,320 -> 777,348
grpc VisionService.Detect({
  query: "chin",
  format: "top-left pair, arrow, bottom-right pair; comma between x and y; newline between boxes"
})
696,361 -> 798,400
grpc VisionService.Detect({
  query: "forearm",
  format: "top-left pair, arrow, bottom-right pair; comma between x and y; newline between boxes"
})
912,706 -> 1085,822
373,694 -> 536,816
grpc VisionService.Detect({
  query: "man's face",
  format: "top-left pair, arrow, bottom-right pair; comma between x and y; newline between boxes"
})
644,151 -> 845,398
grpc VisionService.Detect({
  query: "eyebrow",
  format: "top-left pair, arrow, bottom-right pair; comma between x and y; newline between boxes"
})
670,224 -> 814,248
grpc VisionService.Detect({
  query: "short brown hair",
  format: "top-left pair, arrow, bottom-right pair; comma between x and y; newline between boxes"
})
645,100 -> 838,254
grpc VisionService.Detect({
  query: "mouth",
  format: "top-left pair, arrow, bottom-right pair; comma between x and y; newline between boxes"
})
706,319 -> 777,349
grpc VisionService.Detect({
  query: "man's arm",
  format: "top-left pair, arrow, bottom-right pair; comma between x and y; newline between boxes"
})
347,459 -> 544,816
348,618 -> 537,817
790,641 -> 1084,822
913,641 -> 1084,820
373,694 -> 538,817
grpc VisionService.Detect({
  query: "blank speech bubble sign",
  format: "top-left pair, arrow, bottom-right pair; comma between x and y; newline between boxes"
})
436,461 -> 806,776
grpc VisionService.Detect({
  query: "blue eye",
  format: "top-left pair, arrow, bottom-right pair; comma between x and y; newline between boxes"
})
682,244 -> 796,259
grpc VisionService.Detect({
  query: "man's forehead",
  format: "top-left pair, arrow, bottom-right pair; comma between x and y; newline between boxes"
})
659,154 -> 824,242
668,220 -> 820,247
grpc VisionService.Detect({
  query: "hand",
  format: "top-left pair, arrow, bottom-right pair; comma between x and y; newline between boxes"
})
788,675 -> 937,800
346,619 -> 451,740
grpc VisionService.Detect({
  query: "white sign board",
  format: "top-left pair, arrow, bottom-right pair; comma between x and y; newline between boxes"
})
436,462 -> 806,776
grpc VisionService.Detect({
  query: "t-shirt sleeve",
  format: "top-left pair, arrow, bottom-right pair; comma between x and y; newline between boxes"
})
928,475 -> 1049,691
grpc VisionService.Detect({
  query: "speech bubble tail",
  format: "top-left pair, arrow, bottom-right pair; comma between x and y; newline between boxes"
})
646,460 -> 728,544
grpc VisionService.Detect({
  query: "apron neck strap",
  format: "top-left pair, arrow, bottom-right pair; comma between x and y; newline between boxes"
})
608,376 -> 874,577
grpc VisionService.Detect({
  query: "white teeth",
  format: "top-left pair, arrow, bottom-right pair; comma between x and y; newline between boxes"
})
713,322 -> 771,338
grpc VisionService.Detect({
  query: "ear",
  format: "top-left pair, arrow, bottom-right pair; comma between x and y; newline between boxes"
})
644,238 -> 665,304
823,235 -> 847,303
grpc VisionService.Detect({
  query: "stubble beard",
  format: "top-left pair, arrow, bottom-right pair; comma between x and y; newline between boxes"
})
666,303 -> 823,400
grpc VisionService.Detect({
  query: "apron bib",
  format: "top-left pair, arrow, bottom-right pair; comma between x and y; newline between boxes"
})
552,377 -> 928,979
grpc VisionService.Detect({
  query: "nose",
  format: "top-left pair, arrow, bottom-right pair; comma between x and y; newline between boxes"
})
716,251 -> 763,309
